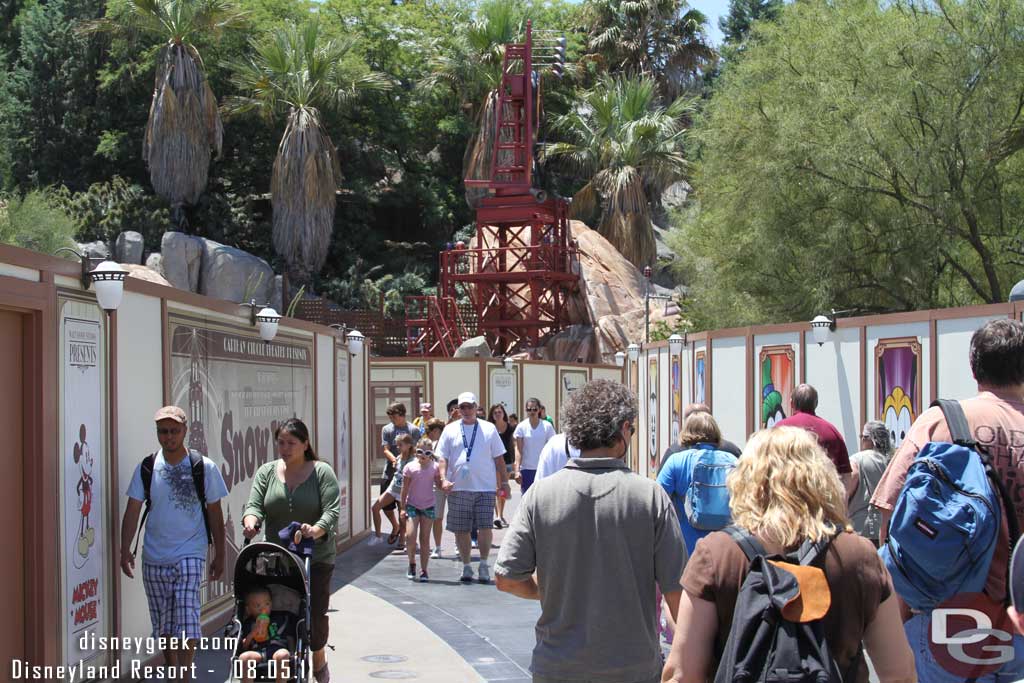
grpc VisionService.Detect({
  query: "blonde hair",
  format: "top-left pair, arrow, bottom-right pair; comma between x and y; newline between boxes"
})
415,437 -> 434,452
679,411 -> 721,448
728,427 -> 851,548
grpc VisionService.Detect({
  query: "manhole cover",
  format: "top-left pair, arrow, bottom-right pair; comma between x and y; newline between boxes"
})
362,655 -> 409,664
369,671 -> 418,679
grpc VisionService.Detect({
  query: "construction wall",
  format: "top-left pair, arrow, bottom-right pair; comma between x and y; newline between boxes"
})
632,304 -> 1024,479
0,244 -> 371,674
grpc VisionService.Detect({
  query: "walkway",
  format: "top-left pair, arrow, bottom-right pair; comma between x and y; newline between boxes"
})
185,491 -> 540,682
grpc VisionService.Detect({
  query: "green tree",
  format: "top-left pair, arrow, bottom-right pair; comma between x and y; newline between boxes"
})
676,0 -> 1024,329
580,0 -> 715,99
85,0 -> 243,228
546,75 -> 691,267
719,0 -> 781,49
0,188 -> 78,254
226,20 -> 391,293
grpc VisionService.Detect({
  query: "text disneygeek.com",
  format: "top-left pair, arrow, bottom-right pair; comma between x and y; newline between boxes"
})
11,632 -> 239,681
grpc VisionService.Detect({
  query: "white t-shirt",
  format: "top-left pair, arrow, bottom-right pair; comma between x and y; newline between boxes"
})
437,418 -> 506,492
535,433 -> 581,481
514,419 -> 556,470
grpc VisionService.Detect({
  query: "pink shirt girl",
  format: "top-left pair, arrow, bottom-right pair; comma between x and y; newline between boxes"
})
402,459 -> 441,511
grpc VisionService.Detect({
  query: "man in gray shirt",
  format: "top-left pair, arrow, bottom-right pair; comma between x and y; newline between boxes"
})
495,379 -> 687,683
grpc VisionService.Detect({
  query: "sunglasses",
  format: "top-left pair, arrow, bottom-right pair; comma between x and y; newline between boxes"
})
526,408 -> 539,412
415,449 -> 434,457
459,404 -> 475,410
156,427 -> 182,436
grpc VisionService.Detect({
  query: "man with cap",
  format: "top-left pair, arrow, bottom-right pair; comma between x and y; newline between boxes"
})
436,392 -> 510,583
119,406 -> 228,673
413,402 -> 432,430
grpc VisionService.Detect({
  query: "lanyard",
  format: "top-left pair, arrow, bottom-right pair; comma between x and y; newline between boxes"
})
461,422 -> 480,462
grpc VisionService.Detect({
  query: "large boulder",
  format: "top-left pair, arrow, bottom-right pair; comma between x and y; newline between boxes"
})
77,240 -> 110,260
271,275 -> 284,314
540,324 -> 598,363
114,231 -> 144,265
121,263 -> 171,287
161,232 -> 203,292
454,336 -> 493,358
199,239 -> 274,305
145,252 -> 164,276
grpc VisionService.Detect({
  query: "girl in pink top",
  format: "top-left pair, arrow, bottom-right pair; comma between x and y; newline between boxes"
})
401,438 -> 442,582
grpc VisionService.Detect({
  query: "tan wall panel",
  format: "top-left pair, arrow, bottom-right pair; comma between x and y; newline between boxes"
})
351,351 -> 368,534
432,361 -> 481,410
523,363 -> 557,424
316,334 -> 336,467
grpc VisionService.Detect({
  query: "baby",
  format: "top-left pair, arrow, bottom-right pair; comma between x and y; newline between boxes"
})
237,588 -> 292,682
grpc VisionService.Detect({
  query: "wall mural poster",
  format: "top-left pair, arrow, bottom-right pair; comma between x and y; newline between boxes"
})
61,303 -> 105,667
336,350 -> 351,543
759,346 -> 795,429
648,355 -> 659,475
489,366 -> 518,414
876,337 -> 922,449
671,355 -> 682,445
694,350 -> 707,405
559,369 -> 588,428
169,314 -> 314,607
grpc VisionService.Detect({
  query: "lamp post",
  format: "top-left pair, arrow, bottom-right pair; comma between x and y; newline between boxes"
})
347,329 -> 365,356
240,299 -> 281,343
642,265 -> 672,343
53,248 -> 127,313
809,308 -> 856,346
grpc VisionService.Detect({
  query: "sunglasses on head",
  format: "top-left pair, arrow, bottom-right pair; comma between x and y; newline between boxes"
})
415,449 -> 434,457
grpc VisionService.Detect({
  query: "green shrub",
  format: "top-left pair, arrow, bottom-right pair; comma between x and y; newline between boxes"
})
0,188 -> 77,254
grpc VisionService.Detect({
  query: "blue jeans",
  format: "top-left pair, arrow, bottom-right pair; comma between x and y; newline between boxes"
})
904,612 -> 1024,682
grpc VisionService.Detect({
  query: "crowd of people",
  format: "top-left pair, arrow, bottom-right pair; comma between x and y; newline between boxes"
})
491,318 -> 1024,683
116,317 -> 1024,683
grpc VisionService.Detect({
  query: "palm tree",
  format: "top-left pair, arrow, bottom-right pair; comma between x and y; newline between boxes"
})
226,21 -> 390,294
85,0 -> 241,229
544,76 -> 691,268
582,0 -> 715,99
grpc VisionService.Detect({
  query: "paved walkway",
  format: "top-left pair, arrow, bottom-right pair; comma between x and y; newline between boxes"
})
182,490 -> 540,682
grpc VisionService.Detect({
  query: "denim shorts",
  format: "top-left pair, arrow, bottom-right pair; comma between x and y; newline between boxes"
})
406,505 -> 436,520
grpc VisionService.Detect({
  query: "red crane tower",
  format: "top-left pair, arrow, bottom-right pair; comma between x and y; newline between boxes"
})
406,21 -> 578,357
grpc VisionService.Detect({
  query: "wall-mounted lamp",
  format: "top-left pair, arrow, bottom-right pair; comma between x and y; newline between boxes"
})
240,299 -> 281,342
54,248 -> 127,312
502,356 -> 515,371
810,313 -> 837,346
668,333 -> 685,355
346,329 -> 365,356
614,351 -> 625,367
627,342 -> 641,362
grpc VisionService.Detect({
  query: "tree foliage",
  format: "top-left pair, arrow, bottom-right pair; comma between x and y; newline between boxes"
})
546,75 -> 692,268
675,0 -> 1024,329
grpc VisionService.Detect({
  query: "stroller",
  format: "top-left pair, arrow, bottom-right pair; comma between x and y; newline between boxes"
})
228,526 -> 314,682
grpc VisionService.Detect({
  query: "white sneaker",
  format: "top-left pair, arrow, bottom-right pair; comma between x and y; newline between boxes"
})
471,539 -> 478,549
477,561 -> 491,584
431,547 -> 441,559
368,536 -> 382,546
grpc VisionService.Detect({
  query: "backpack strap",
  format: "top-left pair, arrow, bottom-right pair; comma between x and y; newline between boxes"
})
189,451 -> 212,545
724,525 -> 768,562
795,534 -> 834,567
934,399 -> 975,447
132,453 -> 157,557
934,398 -> 1022,605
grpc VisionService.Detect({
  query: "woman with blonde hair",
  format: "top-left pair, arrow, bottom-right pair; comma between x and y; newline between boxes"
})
662,426 -> 915,683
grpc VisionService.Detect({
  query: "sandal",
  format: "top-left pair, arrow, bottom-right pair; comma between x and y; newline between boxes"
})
387,529 -> 400,544
493,519 -> 504,529
314,664 -> 331,683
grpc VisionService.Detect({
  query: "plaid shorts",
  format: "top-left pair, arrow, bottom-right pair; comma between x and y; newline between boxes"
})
445,491 -> 496,533
142,557 -> 204,640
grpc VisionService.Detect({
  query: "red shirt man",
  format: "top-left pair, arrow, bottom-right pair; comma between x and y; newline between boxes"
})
775,384 -> 852,476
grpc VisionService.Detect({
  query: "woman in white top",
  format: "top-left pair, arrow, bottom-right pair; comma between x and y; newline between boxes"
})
513,397 -> 556,494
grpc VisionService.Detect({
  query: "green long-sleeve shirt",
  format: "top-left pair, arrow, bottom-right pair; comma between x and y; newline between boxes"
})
243,460 -> 341,565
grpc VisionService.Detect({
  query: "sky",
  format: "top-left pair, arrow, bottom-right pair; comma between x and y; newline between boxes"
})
691,0 -> 729,46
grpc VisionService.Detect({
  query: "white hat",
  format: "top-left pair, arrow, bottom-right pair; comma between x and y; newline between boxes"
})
457,392 -> 478,406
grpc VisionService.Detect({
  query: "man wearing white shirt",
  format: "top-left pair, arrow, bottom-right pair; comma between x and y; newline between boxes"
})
437,392 -> 510,583
535,433 -> 581,481
513,397 -> 556,494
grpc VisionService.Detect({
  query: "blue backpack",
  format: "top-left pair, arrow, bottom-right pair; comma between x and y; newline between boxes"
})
880,399 -> 1019,611
684,445 -> 738,531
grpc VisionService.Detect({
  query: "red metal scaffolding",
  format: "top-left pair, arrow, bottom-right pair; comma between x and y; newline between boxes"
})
406,21 -> 578,357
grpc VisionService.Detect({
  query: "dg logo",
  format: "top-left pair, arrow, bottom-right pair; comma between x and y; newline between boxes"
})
929,593 -> 1018,678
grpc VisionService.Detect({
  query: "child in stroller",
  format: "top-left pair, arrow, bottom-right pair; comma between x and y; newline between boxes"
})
230,530 -> 314,682
237,587 -> 293,682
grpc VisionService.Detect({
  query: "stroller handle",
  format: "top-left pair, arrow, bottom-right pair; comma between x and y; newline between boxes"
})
242,521 -> 262,547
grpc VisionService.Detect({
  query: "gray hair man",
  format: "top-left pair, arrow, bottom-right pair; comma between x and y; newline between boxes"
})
846,420 -> 893,545
495,379 -> 687,683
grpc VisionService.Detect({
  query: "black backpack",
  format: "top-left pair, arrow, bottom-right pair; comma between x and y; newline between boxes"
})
714,527 -> 852,683
131,451 -> 211,557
